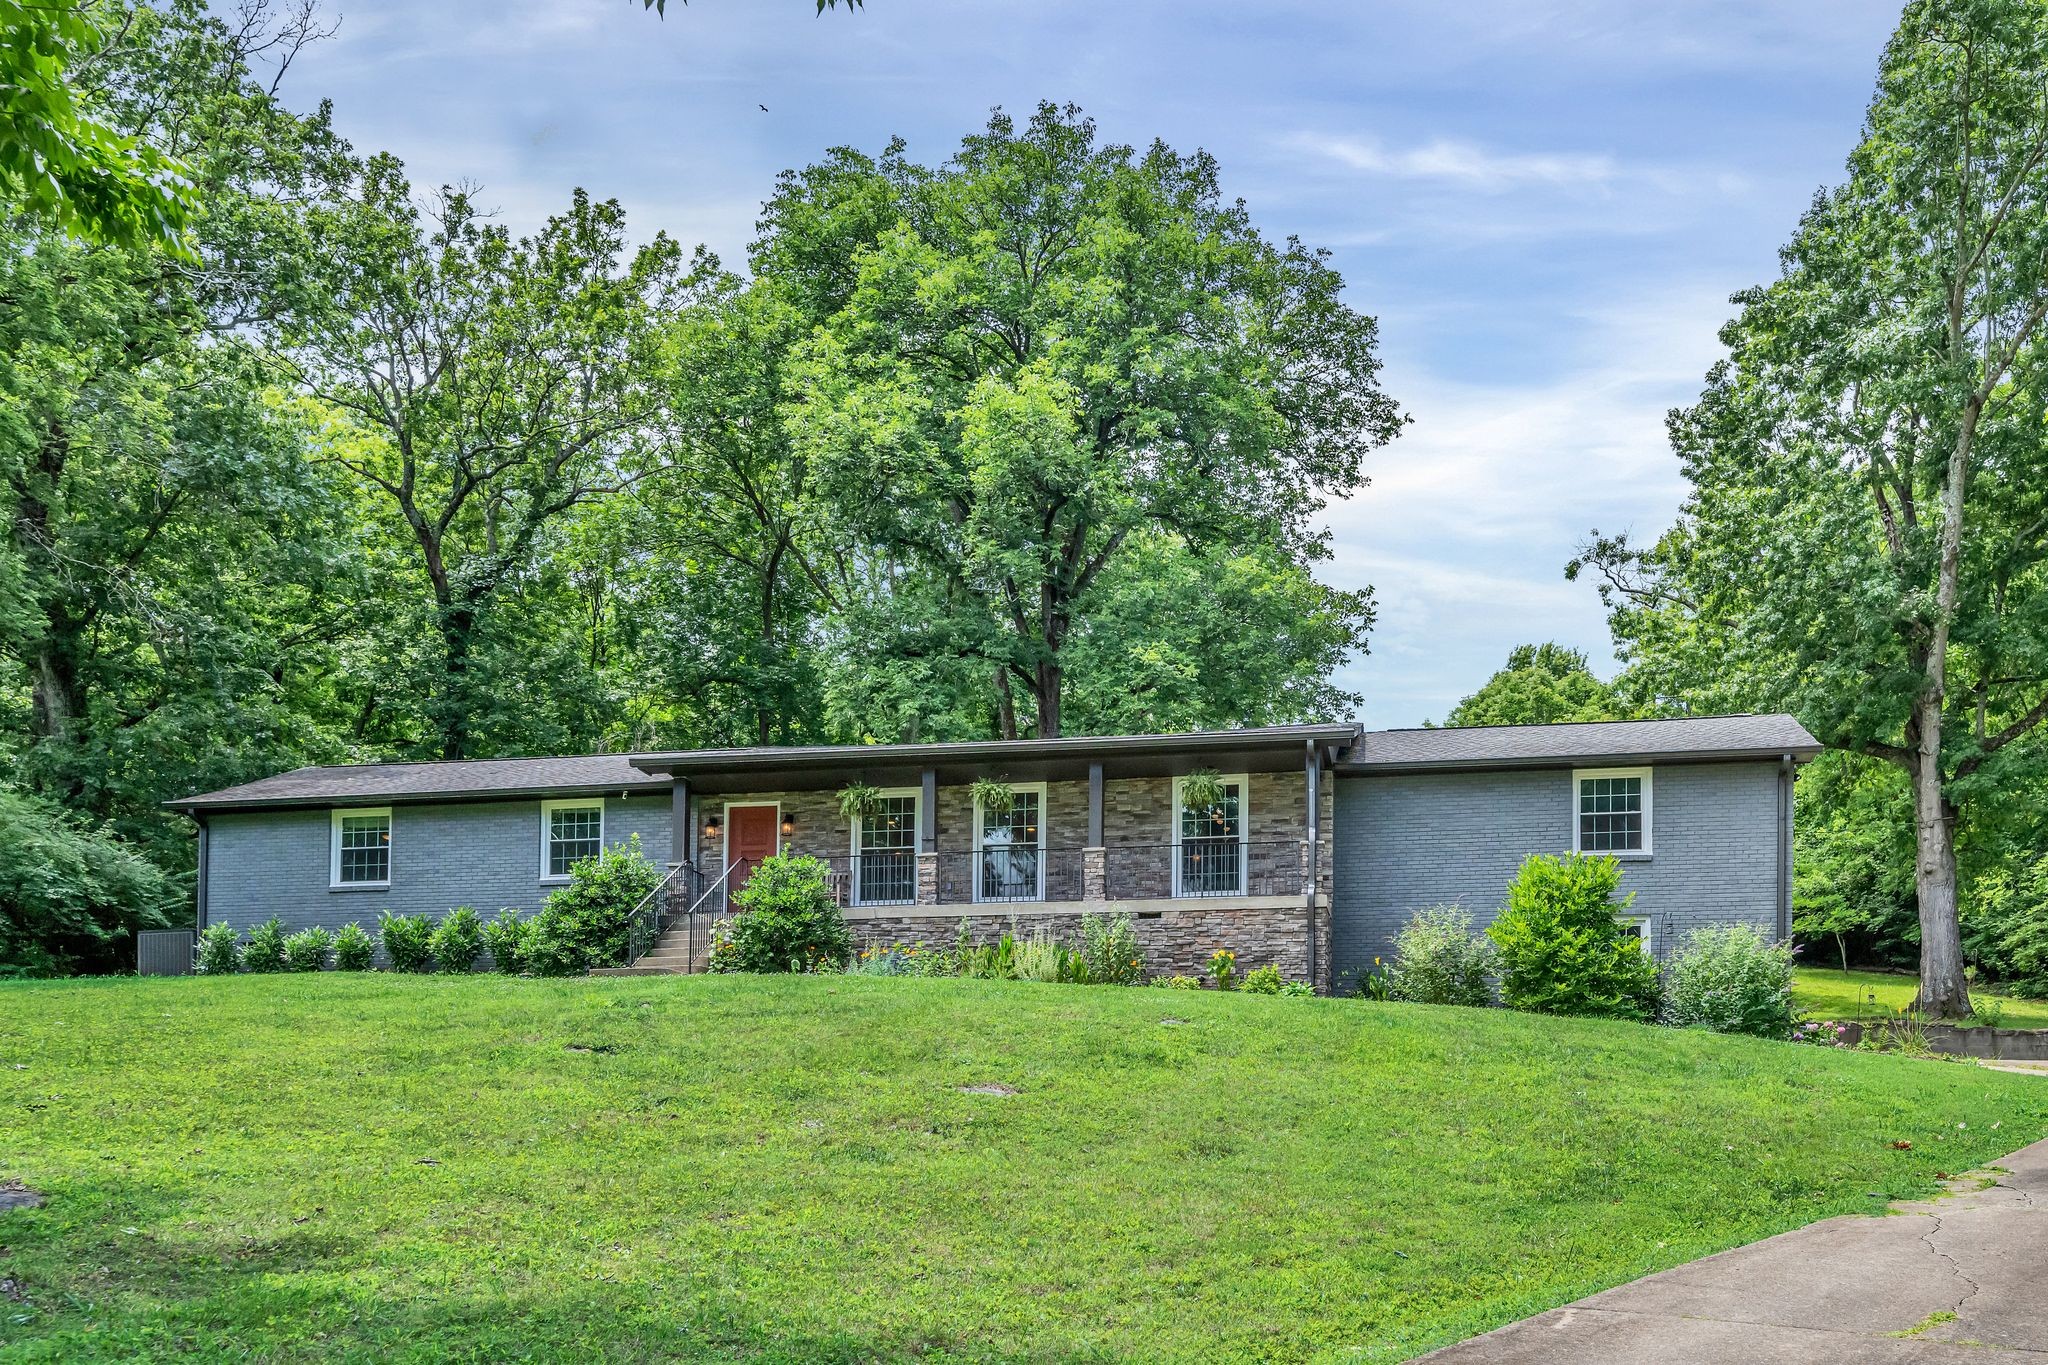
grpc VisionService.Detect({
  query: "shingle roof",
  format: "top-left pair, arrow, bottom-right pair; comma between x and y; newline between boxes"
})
1340,714 -> 1821,771
167,753 -> 668,812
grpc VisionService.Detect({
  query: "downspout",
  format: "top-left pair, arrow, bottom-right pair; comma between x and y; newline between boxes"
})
1305,738 -> 1321,992
194,813 -> 210,932
1776,755 -> 1792,943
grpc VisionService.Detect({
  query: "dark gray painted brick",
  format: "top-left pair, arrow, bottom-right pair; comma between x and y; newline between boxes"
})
1329,761 -> 1789,992
202,793 -> 673,937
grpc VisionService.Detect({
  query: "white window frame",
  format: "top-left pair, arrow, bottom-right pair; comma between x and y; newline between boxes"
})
539,798 -> 606,884
330,806 -> 392,890
1571,766 -> 1653,859
972,780 -> 1048,903
849,786 -> 921,907
1171,772 -> 1249,898
1616,914 -> 1654,955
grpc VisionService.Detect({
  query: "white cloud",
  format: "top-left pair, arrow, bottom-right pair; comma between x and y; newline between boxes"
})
1287,133 -> 1620,194
1324,281 -> 1738,727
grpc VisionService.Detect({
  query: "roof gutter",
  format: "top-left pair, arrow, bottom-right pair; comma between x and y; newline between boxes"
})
1339,745 -> 1825,776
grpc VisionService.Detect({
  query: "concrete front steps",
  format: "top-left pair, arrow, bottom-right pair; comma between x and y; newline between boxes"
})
588,918 -> 715,977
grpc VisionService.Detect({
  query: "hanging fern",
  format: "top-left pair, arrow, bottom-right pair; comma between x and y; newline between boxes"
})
837,781 -> 883,821
1179,768 -> 1228,812
970,777 -> 1016,815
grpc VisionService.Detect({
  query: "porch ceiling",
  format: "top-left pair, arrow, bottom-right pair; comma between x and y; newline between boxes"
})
629,724 -> 1358,794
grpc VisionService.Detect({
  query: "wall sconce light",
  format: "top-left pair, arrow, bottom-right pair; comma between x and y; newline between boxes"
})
703,813 -> 723,841
781,813 -> 797,838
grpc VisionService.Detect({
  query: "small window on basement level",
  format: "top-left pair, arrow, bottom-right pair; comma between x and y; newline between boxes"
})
331,808 -> 391,887
1573,767 -> 1652,856
1615,915 -> 1652,955
541,799 -> 604,881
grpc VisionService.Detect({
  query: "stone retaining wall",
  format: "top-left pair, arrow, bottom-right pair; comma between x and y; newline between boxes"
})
848,903 -> 1315,986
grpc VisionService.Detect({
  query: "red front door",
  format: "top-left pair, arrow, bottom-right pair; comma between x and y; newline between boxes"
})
727,805 -> 779,891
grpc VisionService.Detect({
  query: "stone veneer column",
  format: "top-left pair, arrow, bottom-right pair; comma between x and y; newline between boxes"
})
1083,846 -> 1106,900
916,851 -> 938,905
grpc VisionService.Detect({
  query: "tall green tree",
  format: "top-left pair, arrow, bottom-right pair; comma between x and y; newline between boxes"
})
769,104 -> 1402,738
1440,643 -> 1628,728
281,163 -> 684,758
0,0 -> 198,249
1572,0 -> 2048,1016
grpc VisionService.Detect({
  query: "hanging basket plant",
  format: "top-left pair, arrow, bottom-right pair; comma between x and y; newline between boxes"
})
1179,768 -> 1228,812
837,781 -> 884,821
970,777 -> 1017,816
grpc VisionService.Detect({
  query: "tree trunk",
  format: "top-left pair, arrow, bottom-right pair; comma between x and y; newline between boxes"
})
1910,694 -> 1971,1017
993,668 -> 1018,741
1035,659 -> 1061,739
435,604 -> 476,760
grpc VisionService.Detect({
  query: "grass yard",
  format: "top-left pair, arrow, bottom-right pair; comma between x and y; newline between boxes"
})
1795,966 -> 2048,1030
2,977 -> 2045,1363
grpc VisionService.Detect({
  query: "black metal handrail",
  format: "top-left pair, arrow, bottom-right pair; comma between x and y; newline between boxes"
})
936,846 -> 1085,904
623,860 -> 692,965
1103,839 -> 1305,900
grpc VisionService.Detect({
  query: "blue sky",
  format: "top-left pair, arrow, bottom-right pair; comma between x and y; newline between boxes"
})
276,0 -> 1900,729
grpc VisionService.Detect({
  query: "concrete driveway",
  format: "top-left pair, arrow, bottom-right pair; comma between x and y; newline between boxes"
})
1421,1136 -> 2048,1363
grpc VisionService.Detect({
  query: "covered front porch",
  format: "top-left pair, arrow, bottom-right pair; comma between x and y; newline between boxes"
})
626,725 -> 1348,988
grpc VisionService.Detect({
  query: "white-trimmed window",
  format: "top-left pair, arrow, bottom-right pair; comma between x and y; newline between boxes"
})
541,799 -> 605,882
1616,914 -> 1653,955
330,807 -> 391,888
851,788 -> 919,906
1573,767 -> 1652,857
974,782 -> 1046,903
1173,773 -> 1248,897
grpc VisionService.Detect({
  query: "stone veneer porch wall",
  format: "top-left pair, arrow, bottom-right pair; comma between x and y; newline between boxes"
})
845,904 -> 1315,984
691,768 -> 1336,990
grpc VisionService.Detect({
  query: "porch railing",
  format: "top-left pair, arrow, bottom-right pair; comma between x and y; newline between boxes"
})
1105,840 -> 1304,901
936,846 -> 1086,904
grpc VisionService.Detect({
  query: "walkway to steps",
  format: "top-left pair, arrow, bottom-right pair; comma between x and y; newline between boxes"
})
1420,1135 -> 2048,1363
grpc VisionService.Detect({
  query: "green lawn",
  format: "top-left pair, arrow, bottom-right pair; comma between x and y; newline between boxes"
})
1,977 -> 2044,1363
1795,966 -> 2048,1030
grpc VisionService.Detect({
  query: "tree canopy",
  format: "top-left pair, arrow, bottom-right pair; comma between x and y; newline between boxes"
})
1440,643 -> 1629,728
1572,0 -> 2048,1015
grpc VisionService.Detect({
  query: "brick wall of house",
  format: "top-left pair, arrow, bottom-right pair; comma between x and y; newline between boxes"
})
1328,761 -> 1788,992
202,792 -> 674,940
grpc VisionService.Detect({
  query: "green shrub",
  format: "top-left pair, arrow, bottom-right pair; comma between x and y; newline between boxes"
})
1013,928 -> 1066,982
332,922 -> 374,971
961,931 -> 1019,980
430,906 -> 485,973
1661,924 -> 1795,1038
195,923 -> 241,974
242,917 -> 288,973
282,926 -> 332,972
1277,979 -> 1316,998
482,909 -> 530,975
378,911 -> 436,974
1154,974 -> 1202,989
0,783 -> 178,977
1489,853 -> 1658,1021
1386,905 -> 1498,1007
524,836 -> 663,976
706,852 -> 850,974
1080,910 -> 1145,985
1239,964 -> 1284,994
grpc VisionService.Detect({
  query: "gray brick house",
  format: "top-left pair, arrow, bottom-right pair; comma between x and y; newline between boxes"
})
169,714 -> 1819,991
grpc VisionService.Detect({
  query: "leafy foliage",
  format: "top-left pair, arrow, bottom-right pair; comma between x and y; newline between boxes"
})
482,909 -> 530,976
1079,911 -> 1146,985
0,785 -> 174,975
242,917 -> 288,974
282,926 -> 332,973
1660,924 -> 1795,1038
377,912 -> 435,974
1488,854 -> 1658,1021
1571,0 -> 2048,1016
1386,905 -> 1498,1007
0,0 -> 196,249
332,922 -> 374,972
1441,644 -> 1628,728
195,923 -> 240,975
429,907 -> 485,974
713,853 -> 852,973
524,837 -> 663,976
